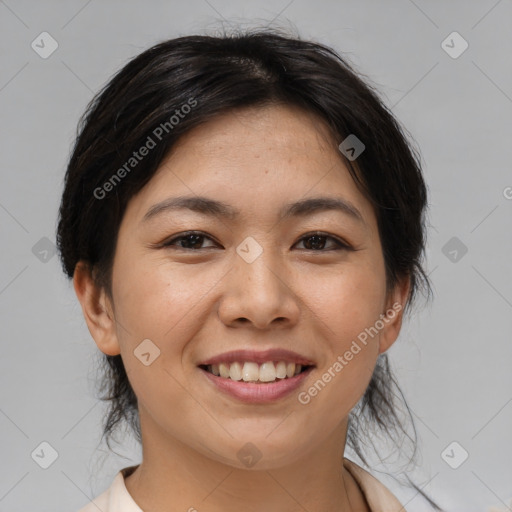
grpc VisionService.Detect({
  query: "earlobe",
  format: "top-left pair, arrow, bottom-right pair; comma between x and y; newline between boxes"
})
73,261 -> 121,356
378,276 -> 411,354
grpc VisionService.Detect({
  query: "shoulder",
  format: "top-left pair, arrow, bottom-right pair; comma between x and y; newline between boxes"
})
76,465 -> 141,512
76,485 -> 110,512
343,458 -> 407,512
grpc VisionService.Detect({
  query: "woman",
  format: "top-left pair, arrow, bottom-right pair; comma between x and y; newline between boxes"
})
57,28 -> 439,511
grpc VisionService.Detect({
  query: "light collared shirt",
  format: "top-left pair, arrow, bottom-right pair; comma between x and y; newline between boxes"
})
77,458 -> 406,511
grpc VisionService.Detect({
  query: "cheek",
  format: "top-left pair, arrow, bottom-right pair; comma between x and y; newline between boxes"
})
111,257 -> 219,399
298,270 -> 383,413
111,259 -> 207,429
113,256 -> 210,341
299,264 -> 384,400
302,263 -> 386,344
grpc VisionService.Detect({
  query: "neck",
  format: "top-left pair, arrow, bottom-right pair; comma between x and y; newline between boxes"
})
123,410 -> 370,511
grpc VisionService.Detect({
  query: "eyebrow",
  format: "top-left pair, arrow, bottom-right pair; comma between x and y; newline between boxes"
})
142,195 -> 366,225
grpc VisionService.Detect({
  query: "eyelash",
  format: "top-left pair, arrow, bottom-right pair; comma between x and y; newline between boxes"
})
161,230 -> 352,252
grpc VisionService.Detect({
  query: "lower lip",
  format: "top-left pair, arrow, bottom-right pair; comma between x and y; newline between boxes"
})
199,367 -> 314,404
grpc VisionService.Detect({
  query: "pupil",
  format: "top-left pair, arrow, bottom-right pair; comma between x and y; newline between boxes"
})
305,235 -> 325,250
183,234 -> 202,249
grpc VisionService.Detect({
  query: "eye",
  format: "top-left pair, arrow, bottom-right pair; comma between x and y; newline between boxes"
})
161,231 -> 351,252
294,232 -> 352,251
162,231 -> 218,250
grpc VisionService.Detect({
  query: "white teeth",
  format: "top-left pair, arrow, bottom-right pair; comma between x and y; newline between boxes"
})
242,361 -> 260,381
259,361 -> 276,382
206,361 -> 309,382
219,363 -> 230,378
229,361 -> 243,381
275,361 -> 287,379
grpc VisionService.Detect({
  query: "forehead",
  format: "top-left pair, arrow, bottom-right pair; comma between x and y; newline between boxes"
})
124,104 -> 376,231
167,104 -> 343,170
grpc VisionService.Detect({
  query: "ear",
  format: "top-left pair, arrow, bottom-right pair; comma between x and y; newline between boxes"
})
378,275 -> 411,354
73,261 -> 121,356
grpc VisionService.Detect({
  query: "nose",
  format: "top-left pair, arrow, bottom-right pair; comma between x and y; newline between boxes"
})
217,246 -> 301,330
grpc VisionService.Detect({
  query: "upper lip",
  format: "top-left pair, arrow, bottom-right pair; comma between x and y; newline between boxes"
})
198,349 -> 316,367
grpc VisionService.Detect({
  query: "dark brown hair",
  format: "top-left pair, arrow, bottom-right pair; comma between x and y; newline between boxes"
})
57,28 -> 439,508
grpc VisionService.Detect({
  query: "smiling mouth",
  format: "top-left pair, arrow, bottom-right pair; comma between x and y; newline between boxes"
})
199,361 -> 313,384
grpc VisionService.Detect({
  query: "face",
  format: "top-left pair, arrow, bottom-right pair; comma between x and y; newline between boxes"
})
76,104 -> 408,469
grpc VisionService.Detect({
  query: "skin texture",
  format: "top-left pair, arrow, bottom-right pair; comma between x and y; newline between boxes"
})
74,103 -> 410,512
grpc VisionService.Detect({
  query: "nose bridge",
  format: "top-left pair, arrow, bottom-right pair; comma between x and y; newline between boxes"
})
234,234 -> 283,295
219,234 -> 299,328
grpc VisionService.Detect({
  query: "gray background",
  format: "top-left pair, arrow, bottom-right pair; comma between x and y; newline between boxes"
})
1,1 -> 511,511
